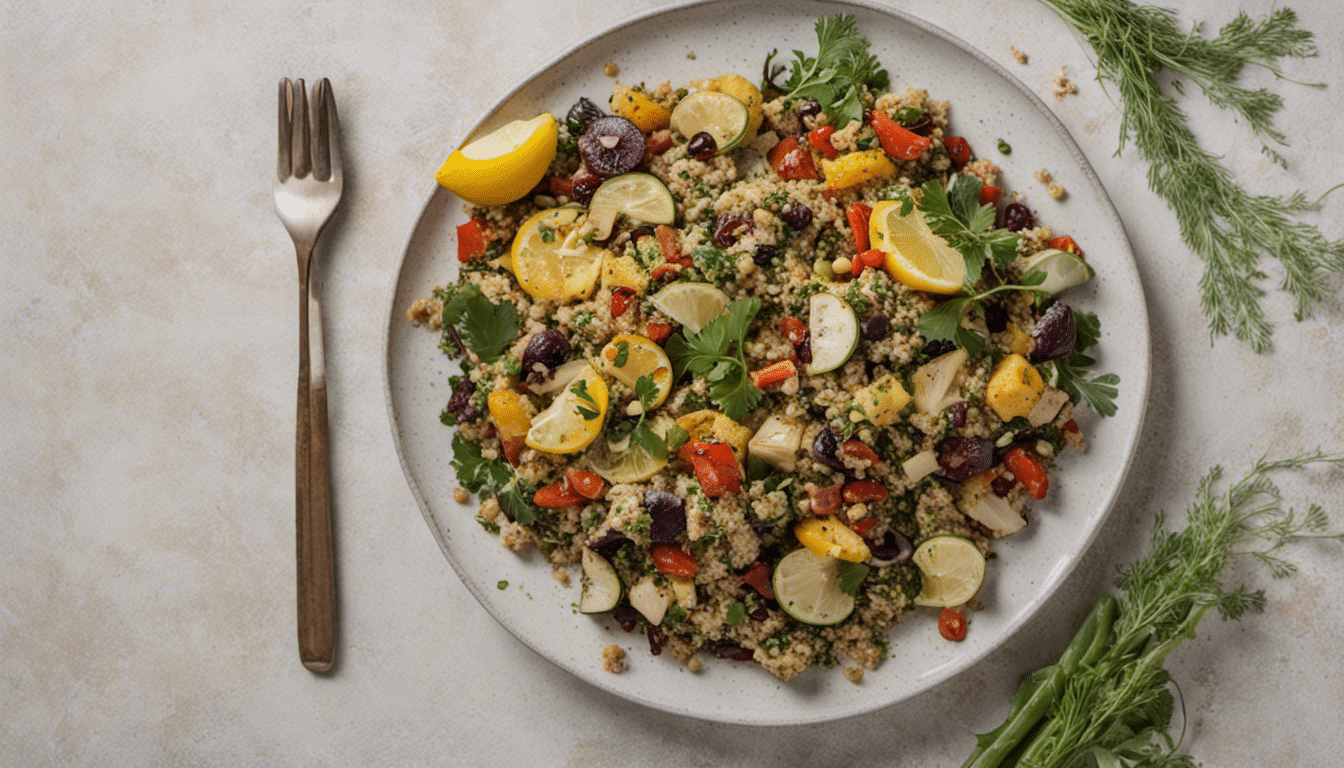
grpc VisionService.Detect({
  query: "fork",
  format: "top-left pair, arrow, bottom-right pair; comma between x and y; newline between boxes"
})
273,77 -> 343,672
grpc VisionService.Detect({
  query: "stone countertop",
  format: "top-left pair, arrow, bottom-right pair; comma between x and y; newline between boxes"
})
3,0 -> 1342,764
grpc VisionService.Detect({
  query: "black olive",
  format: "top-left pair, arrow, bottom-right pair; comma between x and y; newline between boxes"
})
984,303 -> 1008,334
861,313 -> 890,341
521,329 -> 571,383
588,530 -> 630,560
688,131 -> 718,160
711,642 -> 755,661
565,97 -> 606,137
948,401 -> 968,428
921,338 -> 957,361
578,116 -> 646,178
644,491 -> 686,544
1003,203 -> 1035,232
870,530 -> 915,564
796,98 -> 822,118
1030,302 -> 1077,363
611,604 -> 641,631
936,436 -> 995,481
811,428 -> 846,471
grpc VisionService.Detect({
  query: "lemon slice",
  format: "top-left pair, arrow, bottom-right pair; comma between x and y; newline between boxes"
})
794,517 -> 871,563
669,90 -> 751,152
597,334 -> 673,409
772,548 -> 856,626
1020,248 -> 1093,295
435,113 -> 558,207
525,363 -> 608,454
511,207 -> 606,302
586,416 -> 675,483
585,172 -> 676,240
647,282 -> 730,334
869,200 -> 966,295
911,535 -> 986,607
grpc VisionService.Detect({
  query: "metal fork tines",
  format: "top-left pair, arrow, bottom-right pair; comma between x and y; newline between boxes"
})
273,77 -> 342,672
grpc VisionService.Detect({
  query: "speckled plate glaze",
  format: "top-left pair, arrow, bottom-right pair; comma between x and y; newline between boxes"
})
385,0 -> 1150,725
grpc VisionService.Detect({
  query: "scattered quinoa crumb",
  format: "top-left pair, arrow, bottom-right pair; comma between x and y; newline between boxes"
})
602,644 -> 626,673
552,569 -> 571,586
1048,183 -> 1066,200
603,61 -> 619,77
1052,66 -> 1078,99
686,51 -> 697,60
1010,45 -> 1028,65
453,487 -> 469,503
406,297 -> 442,329
844,666 -> 865,683
1034,168 -> 1053,184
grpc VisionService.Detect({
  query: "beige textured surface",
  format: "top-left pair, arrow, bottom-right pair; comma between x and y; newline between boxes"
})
2,0 -> 1342,764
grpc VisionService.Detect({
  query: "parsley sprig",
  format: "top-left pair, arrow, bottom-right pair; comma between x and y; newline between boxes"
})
763,14 -> 890,126
607,374 -> 690,461
917,275 -> 1047,358
665,298 -> 763,421
449,433 -> 539,525
1044,310 -> 1121,419
894,175 -> 1020,289
433,284 -> 520,364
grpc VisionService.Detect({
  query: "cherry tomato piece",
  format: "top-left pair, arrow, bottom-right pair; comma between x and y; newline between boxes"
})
564,469 -> 607,500
650,543 -> 697,578
939,607 -> 967,641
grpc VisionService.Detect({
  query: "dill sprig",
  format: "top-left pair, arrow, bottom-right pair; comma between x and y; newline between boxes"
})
963,451 -> 1344,767
1038,0 -> 1344,352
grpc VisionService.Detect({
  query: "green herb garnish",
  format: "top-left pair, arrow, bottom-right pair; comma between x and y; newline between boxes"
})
449,433 -> 539,525
763,14 -> 890,126
1043,310 -> 1121,418
435,284 -> 520,364
665,298 -> 763,421
897,175 -> 1020,289
1038,0 -> 1344,352
836,561 -> 871,598
962,451 -> 1344,767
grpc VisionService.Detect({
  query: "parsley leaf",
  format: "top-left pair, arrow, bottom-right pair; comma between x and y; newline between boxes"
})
764,14 -> 890,126
1044,310 -> 1121,417
906,176 -> 1020,288
437,284 -> 519,364
448,433 -> 539,525
836,561 -> 871,598
665,298 -> 763,421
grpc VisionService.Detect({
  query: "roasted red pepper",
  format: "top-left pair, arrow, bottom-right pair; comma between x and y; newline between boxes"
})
767,136 -> 820,180
846,203 -> 873,253
610,286 -> 636,318
849,517 -> 878,535
678,441 -> 741,497
870,110 -> 932,161
943,136 -> 972,167
939,607 -> 967,641
1004,446 -> 1049,500
644,322 -> 674,345
740,561 -> 775,600
564,469 -> 607,501
808,483 -> 844,516
979,184 -> 1003,206
842,479 -> 888,504
748,360 -> 797,389
780,317 -> 809,345
1048,234 -> 1084,257
807,125 -> 840,158
650,544 -> 697,578
534,481 -> 584,508
841,439 -> 882,464
456,218 -> 487,263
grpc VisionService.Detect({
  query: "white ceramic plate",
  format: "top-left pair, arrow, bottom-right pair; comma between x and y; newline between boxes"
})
384,0 -> 1150,725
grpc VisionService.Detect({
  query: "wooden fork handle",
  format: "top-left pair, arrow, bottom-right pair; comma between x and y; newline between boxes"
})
296,252 -> 336,671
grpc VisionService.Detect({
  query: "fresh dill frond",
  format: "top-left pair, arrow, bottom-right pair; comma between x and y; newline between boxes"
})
1038,0 -> 1344,352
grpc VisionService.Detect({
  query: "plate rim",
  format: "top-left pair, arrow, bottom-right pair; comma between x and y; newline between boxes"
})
382,0 -> 1151,725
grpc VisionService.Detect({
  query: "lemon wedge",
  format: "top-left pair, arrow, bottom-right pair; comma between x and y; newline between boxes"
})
771,548 -> 856,626
597,334 -> 673,409
525,363 -> 608,454
669,90 -> 751,152
435,113 -> 558,207
647,282 -> 730,334
869,200 -> 966,295
586,416 -> 675,483
794,517 -> 871,563
911,535 -> 986,607
511,207 -> 606,302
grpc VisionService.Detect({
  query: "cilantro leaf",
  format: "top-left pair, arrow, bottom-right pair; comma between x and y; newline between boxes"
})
910,176 -> 1020,288
497,479 -> 538,525
448,433 -> 540,524
665,298 -> 763,421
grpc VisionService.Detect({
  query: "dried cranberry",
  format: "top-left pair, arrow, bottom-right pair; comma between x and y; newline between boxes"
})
795,336 -> 812,365
612,604 -> 641,632
647,623 -> 667,655
570,165 -> 602,204
984,303 -> 1008,334
445,377 -> 476,415
870,530 -> 915,564
588,530 -> 630,560
748,607 -> 770,622
921,338 -> 957,360
628,224 -> 657,243
781,204 -> 813,230
713,212 -> 751,247
861,313 -> 890,341
901,112 -> 934,136
948,401 -> 968,428
796,98 -> 822,118
711,642 -> 755,661
688,131 -> 718,160
936,436 -> 996,481
1003,203 -> 1035,232
991,474 -> 1018,497
753,244 -> 780,267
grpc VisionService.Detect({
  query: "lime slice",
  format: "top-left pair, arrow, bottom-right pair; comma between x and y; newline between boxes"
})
793,517 -> 871,563
585,416 -> 675,483
1020,248 -> 1093,295
597,334 -> 673,410
525,363 -> 608,454
911,535 -> 986,607
869,200 -> 966,295
695,74 -> 764,139
806,292 -> 858,375
585,172 -> 676,240
647,282 -> 730,334
511,207 -> 606,302
772,548 -> 856,626
669,90 -> 751,152
435,113 -> 558,207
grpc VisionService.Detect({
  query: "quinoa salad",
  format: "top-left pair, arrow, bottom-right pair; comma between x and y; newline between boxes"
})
410,16 -> 1118,681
